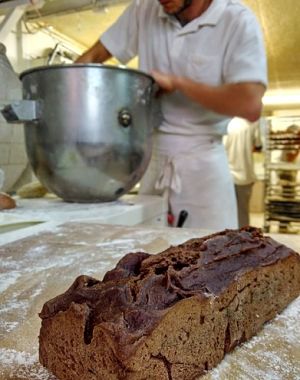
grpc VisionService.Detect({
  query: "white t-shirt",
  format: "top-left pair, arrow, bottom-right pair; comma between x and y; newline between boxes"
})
223,117 -> 262,185
101,0 -> 267,137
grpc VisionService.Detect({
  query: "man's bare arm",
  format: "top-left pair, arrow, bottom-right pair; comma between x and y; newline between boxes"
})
152,71 -> 266,122
75,40 -> 112,63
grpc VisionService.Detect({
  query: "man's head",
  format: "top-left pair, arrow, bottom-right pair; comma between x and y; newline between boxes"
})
158,0 -> 193,16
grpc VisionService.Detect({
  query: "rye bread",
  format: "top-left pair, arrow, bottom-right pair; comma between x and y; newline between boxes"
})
39,227 -> 300,379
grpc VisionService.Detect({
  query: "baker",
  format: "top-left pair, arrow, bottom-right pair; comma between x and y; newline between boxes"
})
76,0 -> 267,230
224,117 -> 263,228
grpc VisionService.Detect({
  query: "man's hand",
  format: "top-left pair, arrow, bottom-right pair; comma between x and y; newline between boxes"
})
75,40 -> 112,64
151,70 -> 177,94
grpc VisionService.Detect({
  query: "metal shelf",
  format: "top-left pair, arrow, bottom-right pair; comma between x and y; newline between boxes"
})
264,118 -> 300,233
266,162 -> 300,170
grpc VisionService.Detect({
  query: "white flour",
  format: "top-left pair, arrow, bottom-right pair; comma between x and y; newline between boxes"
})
0,272 -> 21,293
0,349 -> 56,380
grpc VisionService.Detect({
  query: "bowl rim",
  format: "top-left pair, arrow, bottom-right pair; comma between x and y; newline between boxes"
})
20,63 -> 154,83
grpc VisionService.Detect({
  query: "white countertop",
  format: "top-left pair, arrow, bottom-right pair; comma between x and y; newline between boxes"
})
0,193 -> 167,224
0,193 -> 168,245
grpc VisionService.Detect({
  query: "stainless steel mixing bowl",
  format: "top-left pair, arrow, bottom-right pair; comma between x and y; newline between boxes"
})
2,64 -> 158,202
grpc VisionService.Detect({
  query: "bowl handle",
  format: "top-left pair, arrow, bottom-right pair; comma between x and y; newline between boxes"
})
0,99 -> 41,123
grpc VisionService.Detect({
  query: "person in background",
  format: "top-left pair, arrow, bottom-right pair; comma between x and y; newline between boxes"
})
223,117 -> 263,228
76,0 -> 267,230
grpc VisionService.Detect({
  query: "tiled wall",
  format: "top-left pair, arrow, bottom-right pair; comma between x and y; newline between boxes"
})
0,45 -> 30,193
0,117 -> 30,192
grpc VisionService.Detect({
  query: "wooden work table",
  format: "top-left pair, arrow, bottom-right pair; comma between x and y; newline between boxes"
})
0,222 -> 299,379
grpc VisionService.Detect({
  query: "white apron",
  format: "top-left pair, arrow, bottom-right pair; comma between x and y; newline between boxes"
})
139,132 -> 238,230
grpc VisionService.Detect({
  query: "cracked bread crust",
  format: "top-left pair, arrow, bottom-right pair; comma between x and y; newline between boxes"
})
39,227 -> 300,379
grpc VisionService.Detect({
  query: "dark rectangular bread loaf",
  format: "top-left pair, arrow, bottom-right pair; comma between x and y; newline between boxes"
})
39,227 -> 300,380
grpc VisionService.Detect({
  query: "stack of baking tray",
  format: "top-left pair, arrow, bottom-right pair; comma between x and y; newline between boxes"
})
265,128 -> 300,231
266,184 -> 300,200
266,199 -> 300,221
268,130 -> 300,150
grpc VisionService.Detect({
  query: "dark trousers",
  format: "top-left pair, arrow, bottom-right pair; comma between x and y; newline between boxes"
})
235,183 -> 253,228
